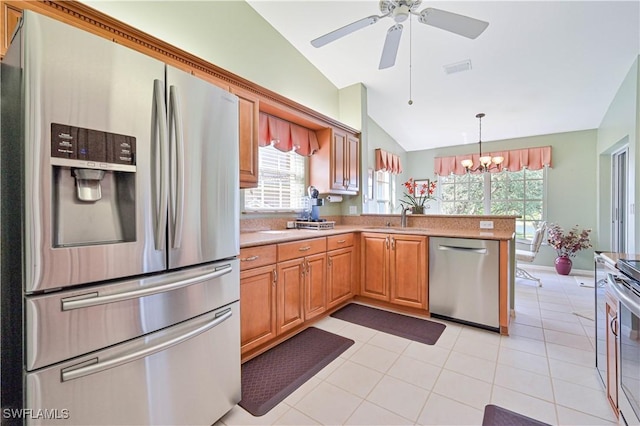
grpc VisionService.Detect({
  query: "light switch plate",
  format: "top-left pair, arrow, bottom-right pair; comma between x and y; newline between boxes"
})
479,220 -> 494,229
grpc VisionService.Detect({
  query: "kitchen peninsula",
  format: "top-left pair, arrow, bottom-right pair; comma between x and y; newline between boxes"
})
239,214 -> 516,361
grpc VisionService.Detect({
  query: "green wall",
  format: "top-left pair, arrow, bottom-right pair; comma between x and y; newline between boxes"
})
597,56 -> 639,254
83,1 -> 340,119
402,130 -> 599,271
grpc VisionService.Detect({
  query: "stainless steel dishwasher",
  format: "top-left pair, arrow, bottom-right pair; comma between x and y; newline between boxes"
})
429,237 -> 500,331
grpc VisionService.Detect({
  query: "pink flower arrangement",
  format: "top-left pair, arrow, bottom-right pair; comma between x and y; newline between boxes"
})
547,223 -> 592,258
400,178 -> 437,209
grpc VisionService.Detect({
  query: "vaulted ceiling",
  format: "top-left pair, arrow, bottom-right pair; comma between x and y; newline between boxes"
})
247,1 -> 639,151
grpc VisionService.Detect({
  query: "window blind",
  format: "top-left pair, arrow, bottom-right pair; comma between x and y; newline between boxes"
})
244,145 -> 306,211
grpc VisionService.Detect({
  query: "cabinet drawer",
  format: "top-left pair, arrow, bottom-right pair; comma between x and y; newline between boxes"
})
327,233 -> 354,251
278,237 -> 326,262
240,245 -> 277,271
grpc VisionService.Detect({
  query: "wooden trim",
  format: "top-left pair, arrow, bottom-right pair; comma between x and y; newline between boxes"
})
499,239 -> 509,335
10,0 -> 359,135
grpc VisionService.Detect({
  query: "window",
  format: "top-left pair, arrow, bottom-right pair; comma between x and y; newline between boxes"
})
374,171 -> 396,214
244,145 -> 306,211
439,168 -> 546,239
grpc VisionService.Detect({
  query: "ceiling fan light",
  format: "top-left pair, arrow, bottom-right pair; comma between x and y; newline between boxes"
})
461,159 -> 473,168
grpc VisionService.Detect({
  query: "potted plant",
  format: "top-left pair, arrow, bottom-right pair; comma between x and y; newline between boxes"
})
400,178 -> 437,214
547,223 -> 592,275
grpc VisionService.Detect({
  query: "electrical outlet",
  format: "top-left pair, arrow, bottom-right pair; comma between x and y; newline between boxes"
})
349,206 -> 358,215
479,220 -> 494,229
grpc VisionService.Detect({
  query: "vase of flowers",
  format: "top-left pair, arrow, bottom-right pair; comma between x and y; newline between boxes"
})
547,223 -> 592,275
400,178 -> 437,214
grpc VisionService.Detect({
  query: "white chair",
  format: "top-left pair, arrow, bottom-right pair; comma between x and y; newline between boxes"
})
515,221 -> 547,286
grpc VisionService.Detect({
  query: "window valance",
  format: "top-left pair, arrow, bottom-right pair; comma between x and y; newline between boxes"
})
375,148 -> 403,174
258,112 -> 319,157
434,146 -> 552,176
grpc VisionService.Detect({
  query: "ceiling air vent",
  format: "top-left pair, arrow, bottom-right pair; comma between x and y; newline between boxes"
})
443,60 -> 472,75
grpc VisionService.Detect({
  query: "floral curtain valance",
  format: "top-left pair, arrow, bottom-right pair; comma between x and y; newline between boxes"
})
258,112 -> 319,157
434,145 -> 552,176
375,148 -> 403,174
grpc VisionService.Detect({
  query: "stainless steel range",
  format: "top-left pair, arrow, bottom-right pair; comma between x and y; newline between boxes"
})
1,11 -> 240,425
608,259 -> 640,426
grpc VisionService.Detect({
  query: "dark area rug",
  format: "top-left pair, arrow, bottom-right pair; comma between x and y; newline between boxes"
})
482,404 -> 551,426
239,327 -> 354,417
330,303 -> 445,345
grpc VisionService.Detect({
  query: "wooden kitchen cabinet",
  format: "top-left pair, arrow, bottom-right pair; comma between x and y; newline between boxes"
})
605,290 -> 619,415
360,232 -> 427,309
1,1 -> 22,59
231,86 -> 260,189
310,127 -> 360,195
390,234 -> 427,309
239,245 -> 277,355
277,237 -> 327,329
327,233 -> 356,309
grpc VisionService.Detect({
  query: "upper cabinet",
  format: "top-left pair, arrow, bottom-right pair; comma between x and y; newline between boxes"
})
3,2 -> 360,193
310,127 -> 360,195
231,87 -> 260,189
1,1 -> 23,59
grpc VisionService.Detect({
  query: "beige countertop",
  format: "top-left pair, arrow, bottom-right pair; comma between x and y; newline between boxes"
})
601,252 -> 640,269
240,225 -> 515,248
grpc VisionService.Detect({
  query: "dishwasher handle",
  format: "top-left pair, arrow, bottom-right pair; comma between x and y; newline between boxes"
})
438,244 -> 487,255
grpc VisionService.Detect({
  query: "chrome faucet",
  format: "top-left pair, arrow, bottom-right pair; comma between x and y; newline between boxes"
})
400,207 -> 411,228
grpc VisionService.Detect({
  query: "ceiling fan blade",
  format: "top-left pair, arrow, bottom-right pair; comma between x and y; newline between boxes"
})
311,15 -> 380,48
418,8 -> 489,39
379,24 -> 403,69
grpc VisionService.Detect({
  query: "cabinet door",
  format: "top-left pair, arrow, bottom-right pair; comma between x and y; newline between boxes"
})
304,253 -> 327,320
327,247 -> 354,309
231,87 -> 260,188
360,233 -> 389,301
277,259 -> 305,334
1,2 -> 22,59
606,297 -> 618,413
390,235 -> 427,308
330,128 -> 347,191
240,265 -> 277,354
346,132 -> 360,192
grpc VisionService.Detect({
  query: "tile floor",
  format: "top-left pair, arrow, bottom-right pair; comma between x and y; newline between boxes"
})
220,267 -> 618,426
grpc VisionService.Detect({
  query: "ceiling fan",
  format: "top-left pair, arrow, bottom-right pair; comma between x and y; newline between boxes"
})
311,0 -> 489,69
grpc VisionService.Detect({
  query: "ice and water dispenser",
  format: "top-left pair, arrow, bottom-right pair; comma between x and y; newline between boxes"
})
50,123 -> 136,247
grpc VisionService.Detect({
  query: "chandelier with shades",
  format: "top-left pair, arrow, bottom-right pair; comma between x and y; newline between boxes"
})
461,113 -> 504,173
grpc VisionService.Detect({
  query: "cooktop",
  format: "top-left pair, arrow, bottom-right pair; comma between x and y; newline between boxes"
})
618,259 -> 640,283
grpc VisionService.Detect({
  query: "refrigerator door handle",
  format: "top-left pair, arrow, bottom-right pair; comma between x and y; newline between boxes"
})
61,265 -> 233,311
61,308 -> 233,382
153,79 -> 169,251
169,85 -> 185,249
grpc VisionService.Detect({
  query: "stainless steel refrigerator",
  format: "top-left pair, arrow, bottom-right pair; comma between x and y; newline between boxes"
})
1,11 -> 240,425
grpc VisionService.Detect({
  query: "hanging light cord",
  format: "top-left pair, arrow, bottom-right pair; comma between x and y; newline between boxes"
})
408,14 -> 413,106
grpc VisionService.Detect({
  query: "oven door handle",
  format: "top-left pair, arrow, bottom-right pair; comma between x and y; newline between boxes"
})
61,265 -> 232,311
61,308 -> 232,382
608,273 -> 640,318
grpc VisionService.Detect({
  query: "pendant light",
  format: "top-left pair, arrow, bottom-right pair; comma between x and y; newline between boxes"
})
461,113 -> 504,173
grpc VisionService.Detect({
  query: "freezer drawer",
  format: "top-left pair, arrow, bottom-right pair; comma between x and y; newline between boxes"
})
25,302 -> 240,425
25,260 -> 238,371
429,237 -> 499,330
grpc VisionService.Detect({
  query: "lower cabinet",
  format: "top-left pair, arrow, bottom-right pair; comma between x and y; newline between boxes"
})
327,233 -> 356,309
240,264 -> 277,354
360,232 -> 427,309
239,245 -> 278,355
605,291 -> 619,415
